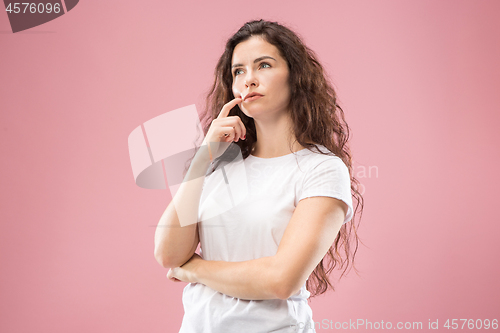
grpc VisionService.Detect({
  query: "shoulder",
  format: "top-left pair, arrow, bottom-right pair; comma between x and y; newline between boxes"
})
296,145 -> 354,223
298,144 -> 348,173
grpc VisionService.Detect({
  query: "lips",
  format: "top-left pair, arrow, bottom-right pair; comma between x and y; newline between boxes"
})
243,92 -> 264,102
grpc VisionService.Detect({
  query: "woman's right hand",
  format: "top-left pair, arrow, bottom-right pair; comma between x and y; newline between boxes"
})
203,97 -> 247,160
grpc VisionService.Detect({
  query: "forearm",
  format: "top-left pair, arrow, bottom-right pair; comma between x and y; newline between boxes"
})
194,256 -> 284,300
154,145 -> 211,267
154,205 -> 198,268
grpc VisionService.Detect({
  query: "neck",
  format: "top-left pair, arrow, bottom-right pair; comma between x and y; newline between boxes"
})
250,112 -> 305,158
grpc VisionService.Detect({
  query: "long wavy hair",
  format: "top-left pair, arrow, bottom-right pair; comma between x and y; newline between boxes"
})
193,19 -> 364,298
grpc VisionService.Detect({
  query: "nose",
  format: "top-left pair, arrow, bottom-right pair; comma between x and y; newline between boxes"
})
244,70 -> 258,88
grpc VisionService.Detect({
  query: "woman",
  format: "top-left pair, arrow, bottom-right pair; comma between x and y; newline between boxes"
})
154,19 -> 364,333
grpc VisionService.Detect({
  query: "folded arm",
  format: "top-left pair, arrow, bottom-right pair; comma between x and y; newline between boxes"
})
168,196 -> 348,300
194,255 -> 280,300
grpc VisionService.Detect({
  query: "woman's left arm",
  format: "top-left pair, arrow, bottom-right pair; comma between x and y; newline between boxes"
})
167,196 -> 348,301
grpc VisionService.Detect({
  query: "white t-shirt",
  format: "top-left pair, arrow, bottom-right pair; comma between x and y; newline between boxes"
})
179,144 -> 353,333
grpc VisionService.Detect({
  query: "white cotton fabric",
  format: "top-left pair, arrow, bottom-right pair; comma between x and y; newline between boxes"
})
178,144 -> 353,333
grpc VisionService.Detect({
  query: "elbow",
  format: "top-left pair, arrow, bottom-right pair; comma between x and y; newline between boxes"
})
275,288 -> 292,301
154,249 -> 176,269
274,279 -> 300,300
275,285 -> 300,301
273,273 -> 302,300
274,285 -> 295,301
154,251 -> 170,268
154,248 -> 189,269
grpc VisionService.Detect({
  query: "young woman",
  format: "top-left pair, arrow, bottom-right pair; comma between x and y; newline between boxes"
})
154,19 -> 364,333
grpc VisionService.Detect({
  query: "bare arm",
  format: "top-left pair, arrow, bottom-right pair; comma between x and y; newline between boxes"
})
154,97 -> 246,269
154,146 -> 211,268
168,196 -> 347,300
195,256 -> 280,300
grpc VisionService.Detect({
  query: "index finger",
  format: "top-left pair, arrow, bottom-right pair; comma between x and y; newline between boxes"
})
216,97 -> 242,119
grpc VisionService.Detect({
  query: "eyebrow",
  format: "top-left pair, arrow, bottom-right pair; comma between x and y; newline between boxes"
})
231,56 -> 277,69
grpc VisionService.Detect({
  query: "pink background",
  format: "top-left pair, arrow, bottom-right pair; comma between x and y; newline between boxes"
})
1,0 -> 499,332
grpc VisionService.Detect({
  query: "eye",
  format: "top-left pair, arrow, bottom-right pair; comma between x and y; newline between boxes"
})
233,62 -> 271,76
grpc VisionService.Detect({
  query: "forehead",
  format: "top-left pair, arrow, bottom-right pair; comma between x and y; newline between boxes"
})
231,36 -> 281,64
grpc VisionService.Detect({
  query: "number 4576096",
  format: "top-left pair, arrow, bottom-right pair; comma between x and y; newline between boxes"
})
5,2 -> 61,14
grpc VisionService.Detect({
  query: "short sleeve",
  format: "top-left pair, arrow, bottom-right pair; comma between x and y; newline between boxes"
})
298,157 -> 353,224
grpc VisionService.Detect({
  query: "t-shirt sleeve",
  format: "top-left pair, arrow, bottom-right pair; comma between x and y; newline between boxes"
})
298,157 -> 354,224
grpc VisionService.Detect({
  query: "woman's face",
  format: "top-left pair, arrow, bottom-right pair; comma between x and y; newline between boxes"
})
231,36 -> 291,119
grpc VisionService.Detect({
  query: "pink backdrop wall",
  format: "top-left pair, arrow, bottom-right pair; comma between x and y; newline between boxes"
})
1,0 -> 499,332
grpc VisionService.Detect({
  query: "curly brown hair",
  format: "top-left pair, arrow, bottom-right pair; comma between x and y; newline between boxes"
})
194,19 -> 364,298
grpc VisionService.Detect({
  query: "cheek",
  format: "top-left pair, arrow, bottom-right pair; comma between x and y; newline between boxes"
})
272,74 -> 288,90
232,81 -> 243,97
274,78 -> 290,99
232,85 -> 240,98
